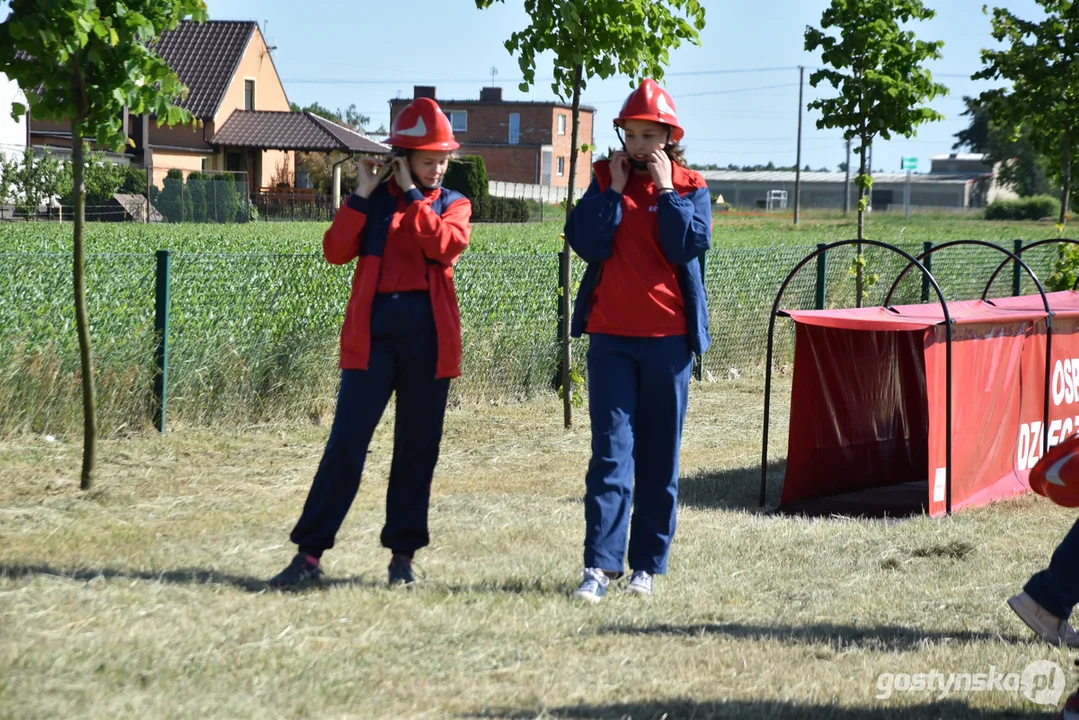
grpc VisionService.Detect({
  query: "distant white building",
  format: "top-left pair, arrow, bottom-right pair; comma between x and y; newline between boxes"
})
701,153 -> 1018,211
0,72 -> 28,161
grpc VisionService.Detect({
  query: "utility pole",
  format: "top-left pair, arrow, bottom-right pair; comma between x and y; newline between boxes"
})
843,138 -> 851,215
794,66 -> 804,225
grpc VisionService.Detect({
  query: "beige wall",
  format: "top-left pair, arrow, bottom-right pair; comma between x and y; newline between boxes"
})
212,26 -> 292,189
214,26 -> 290,126
262,149 -> 294,188
152,119 -> 212,151
149,151 -> 209,189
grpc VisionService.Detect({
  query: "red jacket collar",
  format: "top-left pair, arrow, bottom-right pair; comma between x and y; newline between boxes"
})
592,159 -> 705,195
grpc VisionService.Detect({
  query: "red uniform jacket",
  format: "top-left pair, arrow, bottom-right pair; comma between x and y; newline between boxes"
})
323,181 -> 472,379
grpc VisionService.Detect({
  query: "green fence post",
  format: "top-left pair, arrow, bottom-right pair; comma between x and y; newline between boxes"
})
153,249 -> 171,433
1013,239 -> 1023,296
920,241 -> 933,303
814,243 -> 827,310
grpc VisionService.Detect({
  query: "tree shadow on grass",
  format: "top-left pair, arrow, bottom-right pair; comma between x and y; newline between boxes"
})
594,620 -> 1028,652
0,563 -> 580,597
0,563 -> 383,593
466,698 -> 1043,719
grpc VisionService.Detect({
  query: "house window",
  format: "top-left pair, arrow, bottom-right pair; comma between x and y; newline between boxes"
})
557,114 -> 566,135
444,111 -> 467,132
556,157 -> 565,176
508,113 -> 520,145
244,79 -> 255,111
201,157 -> 211,173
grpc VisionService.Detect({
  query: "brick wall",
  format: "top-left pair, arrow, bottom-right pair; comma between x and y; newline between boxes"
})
390,96 -> 594,190
459,145 -> 540,184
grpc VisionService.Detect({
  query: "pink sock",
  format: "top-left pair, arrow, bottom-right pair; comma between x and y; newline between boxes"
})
304,554 -> 320,567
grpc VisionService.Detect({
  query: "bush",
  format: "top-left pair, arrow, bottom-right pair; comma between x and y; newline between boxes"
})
120,166 -> 148,195
471,196 -> 529,223
211,172 -> 241,223
186,171 -> 210,222
985,195 -> 1061,221
443,155 -> 489,200
156,169 -> 186,223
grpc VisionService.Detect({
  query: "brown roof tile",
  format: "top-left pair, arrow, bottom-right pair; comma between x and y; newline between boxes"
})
154,20 -> 256,120
211,111 -> 390,153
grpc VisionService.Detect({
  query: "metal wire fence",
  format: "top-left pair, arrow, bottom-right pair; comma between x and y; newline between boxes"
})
0,239 -> 1066,435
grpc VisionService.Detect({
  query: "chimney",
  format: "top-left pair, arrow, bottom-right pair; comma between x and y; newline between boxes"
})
480,87 -> 503,102
414,86 -> 436,100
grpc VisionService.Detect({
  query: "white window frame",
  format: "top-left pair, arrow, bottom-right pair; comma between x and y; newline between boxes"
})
556,156 -> 565,176
557,114 -> 566,135
444,111 -> 467,132
508,112 -> 520,145
243,77 -> 256,111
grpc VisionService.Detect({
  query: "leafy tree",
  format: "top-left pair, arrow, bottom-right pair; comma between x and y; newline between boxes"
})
0,0 -> 208,489
974,2 -> 1079,224
476,0 -> 707,427
9,146 -> 70,219
805,0 -> 947,303
291,100 -> 369,130
952,95 -> 1051,197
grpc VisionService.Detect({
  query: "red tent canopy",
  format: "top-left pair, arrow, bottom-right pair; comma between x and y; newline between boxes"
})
780,291 -> 1079,517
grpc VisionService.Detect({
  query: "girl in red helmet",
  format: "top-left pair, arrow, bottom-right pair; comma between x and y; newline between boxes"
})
565,79 -> 712,601
269,97 -> 471,589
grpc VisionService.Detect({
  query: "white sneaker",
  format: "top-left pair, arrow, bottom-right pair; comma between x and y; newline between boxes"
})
626,570 -> 653,596
573,568 -> 609,603
1007,592 -> 1079,648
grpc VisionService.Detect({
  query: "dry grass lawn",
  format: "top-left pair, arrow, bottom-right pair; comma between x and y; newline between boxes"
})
0,381 -> 1075,719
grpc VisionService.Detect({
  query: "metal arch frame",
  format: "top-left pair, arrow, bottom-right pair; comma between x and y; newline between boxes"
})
978,238 -> 1079,299
760,240 -> 956,513
883,239 -> 1054,462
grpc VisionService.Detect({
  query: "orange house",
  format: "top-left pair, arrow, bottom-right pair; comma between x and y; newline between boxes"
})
29,20 -> 385,194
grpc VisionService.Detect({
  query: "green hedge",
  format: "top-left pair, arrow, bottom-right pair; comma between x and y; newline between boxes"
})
443,155 -> 489,200
472,196 -> 530,223
985,195 -> 1061,221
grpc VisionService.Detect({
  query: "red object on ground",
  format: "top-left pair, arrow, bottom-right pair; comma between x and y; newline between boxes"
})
781,291 -> 1079,516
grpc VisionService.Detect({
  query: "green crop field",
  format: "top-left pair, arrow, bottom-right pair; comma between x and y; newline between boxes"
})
0,213 -> 1071,436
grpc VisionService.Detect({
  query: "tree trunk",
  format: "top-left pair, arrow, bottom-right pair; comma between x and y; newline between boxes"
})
856,128 -> 868,308
560,63 -> 584,429
72,133 -> 98,490
1062,125 -> 1072,227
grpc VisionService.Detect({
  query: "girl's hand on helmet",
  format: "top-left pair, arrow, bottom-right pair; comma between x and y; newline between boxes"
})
648,149 -> 673,191
355,157 -> 388,199
610,151 -> 630,194
392,156 -> 416,193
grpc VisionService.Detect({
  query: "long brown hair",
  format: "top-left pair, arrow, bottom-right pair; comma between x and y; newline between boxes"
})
666,142 -> 687,167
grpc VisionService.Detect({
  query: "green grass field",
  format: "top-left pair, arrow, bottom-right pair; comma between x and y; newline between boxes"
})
0,381 -> 1075,719
0,212 -> 1072,437
0,210 -> 1070,253
2,215 -> 1077,718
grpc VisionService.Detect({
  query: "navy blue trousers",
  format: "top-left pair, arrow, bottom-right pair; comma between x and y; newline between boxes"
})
290,292 -> 450,558
1025,517 -> 1079,620
583,333 -> 693,575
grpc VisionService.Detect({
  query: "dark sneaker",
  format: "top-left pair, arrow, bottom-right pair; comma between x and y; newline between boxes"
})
388,554 -> 415,587
268,553 -> 322,590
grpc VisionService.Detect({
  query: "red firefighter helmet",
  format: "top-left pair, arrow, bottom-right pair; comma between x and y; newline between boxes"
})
614,79 -> 684,143
1029,434 -> 1079,508
387,97 -> 460,151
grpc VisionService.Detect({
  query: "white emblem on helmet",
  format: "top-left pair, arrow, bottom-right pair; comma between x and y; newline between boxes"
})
1045,453 -> 1072,487
395,116 -> 428,137
657,93 -> 676,117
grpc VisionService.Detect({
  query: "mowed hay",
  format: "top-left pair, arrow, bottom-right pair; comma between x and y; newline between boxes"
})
1,381 -> 1074,719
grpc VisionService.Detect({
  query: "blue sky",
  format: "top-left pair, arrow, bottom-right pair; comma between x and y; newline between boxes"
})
3,0 -> 1047,172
